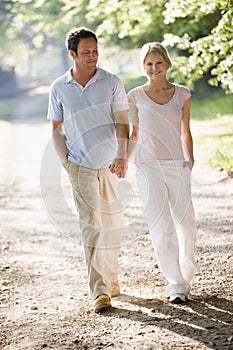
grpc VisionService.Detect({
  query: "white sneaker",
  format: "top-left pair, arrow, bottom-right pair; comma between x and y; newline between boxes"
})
169,293 -> 186,304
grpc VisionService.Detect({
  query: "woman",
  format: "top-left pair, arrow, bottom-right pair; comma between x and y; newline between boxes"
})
128,42 -> 197,304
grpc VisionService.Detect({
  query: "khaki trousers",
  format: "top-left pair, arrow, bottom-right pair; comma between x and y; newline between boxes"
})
68,161 -> 123,299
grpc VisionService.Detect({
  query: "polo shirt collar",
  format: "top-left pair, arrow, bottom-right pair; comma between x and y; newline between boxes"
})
64,69 -> 73,83
64,67 -> 105,85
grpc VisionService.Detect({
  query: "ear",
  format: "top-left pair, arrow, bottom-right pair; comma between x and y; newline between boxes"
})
69,50 -> 77,60
165,62 -> 170,71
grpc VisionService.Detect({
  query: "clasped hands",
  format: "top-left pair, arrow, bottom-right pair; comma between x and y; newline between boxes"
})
109,158 -> 128,178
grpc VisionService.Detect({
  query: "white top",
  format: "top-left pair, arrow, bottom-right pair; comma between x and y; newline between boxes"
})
47,67 -> 128,169
128,84 -> 191,163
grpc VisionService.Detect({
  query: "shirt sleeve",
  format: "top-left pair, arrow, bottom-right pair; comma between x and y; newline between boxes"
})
111,74 -> 129,113
127,89 -> 136,104
47,83 -> 64,121
181,86 -> 191,104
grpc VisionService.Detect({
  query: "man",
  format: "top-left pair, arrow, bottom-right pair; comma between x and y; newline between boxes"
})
47,27 -> 129,312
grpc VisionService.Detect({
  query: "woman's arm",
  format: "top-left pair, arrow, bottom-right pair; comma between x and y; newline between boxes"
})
128,97 -> 139,160
181,97 -> 194,169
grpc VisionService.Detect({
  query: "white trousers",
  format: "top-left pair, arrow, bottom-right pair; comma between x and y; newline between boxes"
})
68,162 -> 123,299
136,161 -> 197,297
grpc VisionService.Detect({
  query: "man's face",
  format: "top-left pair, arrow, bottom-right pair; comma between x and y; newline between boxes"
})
75,38 -> 99,70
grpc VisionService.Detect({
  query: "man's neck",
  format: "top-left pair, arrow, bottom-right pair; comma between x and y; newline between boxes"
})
71,67 -> 97,87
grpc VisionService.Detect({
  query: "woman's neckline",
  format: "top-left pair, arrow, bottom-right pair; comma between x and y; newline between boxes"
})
142,83 -> 177,106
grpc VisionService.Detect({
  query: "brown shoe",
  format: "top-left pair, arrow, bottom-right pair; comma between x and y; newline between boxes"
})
111,281 -> 120,297
94,294 -> 112,313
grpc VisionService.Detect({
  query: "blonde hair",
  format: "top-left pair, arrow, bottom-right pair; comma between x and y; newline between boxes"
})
140,42 -> 172,69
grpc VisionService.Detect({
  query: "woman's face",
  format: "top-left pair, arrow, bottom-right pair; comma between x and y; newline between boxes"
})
143,52 -> 169,80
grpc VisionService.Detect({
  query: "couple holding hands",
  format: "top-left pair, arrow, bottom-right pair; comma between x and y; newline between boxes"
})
47,27 -> 197,313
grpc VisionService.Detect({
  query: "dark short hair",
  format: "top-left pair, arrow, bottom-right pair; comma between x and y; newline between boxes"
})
65,27 -> 98,54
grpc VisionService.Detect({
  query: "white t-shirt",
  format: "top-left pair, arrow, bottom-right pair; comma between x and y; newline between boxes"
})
47,67 -> 128,169
128,84 -> 191,163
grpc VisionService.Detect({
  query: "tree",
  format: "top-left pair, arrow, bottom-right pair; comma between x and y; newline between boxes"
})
86,0 -> 232,93
86,0 -> 168,47
163,0 -> 233,93
0,0 -> 92,68
0,0 -> 65,67
0,0 -> 232,93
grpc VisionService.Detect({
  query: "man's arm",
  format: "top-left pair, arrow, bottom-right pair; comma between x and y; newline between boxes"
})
51,120 -> 68,169
109,110 -> 129,178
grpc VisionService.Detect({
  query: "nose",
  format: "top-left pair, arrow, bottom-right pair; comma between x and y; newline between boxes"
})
89,51 -> 97,58
152,63 -> 159,70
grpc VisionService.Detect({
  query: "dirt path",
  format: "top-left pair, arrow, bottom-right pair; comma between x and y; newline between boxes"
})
0,93 -> 233,349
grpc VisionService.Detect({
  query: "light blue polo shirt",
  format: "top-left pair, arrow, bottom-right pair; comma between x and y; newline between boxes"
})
47,67 -> 129,169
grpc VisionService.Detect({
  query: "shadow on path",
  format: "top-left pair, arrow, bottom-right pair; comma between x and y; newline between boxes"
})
103,294 -> 233,350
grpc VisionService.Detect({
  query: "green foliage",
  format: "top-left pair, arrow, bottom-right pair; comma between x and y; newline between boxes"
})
191,83 -> 233,120
120,74 -> 147,93
0,0 -> 232,95
0,0 -> 93,66
0,0 -> 62,65
211,150 -> 233,172
86,0 -> 167,47
87,0 -> 233,93
163,0 -> 233,93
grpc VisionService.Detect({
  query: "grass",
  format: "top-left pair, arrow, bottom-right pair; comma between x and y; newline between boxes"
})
192,115 -> 233,173
191,90 -> 233,121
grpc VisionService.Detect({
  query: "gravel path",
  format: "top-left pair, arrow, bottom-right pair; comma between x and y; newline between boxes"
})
0,110 -> 232,350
